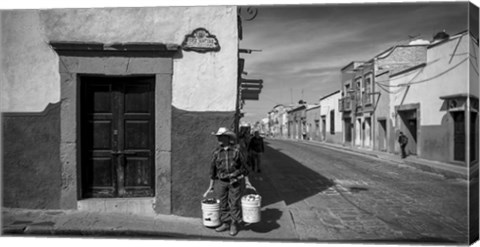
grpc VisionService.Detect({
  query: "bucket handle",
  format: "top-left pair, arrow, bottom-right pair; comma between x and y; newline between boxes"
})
203,185 -> 213,198
203,189 -> 214,198
202,191 -> 219,205
245,185 -> 258,195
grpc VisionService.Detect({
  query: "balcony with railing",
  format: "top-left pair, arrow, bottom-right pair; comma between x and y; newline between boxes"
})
339,97 -> 353,112
363,91 -> 373,105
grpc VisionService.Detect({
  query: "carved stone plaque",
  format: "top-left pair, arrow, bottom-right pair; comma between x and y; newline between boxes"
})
181,28 -> 220,53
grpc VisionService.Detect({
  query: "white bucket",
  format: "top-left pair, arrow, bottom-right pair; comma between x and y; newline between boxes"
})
201,199 -> 220,227
241,194 -> 261,223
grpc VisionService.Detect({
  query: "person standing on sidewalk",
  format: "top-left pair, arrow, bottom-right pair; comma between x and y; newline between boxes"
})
248,130 -> 265,173
238,127 -> 252,170
203,127 -> 254,236
398,131 -> 408,159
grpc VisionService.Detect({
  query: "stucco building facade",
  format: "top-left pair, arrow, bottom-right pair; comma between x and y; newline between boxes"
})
339,30 -> 479,167
287,105 -> 307,140
319,91 -> 342,144
277,105 -> 293,139
305,104 -> 321,141
374,43 -> 429,154
268,104 -> 289,138
340,44 -> 428,152
388,31 -> 479,165
1,6 -> 239,217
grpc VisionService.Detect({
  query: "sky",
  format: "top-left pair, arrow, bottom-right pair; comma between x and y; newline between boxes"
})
239,2 -> 471,123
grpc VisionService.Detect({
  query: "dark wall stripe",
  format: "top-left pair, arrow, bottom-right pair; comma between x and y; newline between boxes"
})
2,103 -> 62,209
170,107 -> 235,217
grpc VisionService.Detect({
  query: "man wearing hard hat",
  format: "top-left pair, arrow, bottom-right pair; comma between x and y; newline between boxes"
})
204,127 -> 255,236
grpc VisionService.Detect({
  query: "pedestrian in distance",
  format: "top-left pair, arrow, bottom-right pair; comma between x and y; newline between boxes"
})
248,130 -> 265,173
238,127 -> 252,170
398,131 -> 408,159
302,127 -> 307,140
203,127 -> 255,236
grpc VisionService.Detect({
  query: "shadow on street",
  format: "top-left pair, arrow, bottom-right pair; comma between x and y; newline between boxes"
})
250,141 -> 335,207
242,208 -> 282,233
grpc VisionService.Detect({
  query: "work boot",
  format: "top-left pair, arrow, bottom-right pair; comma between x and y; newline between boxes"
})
229,221 -> 238,236
215,222 -> 229,232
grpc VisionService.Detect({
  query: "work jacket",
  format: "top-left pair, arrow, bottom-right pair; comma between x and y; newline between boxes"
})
248,136 -> 265,153
210,144 -> 249,180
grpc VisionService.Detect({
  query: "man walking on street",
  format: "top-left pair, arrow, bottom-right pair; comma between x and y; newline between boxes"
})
248,130 -> 265,173
204,127 -> 254,236
398,131 -> 408,159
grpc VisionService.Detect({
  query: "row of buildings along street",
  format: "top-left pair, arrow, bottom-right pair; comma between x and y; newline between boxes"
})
1,3 -> 479,245
264,30 -> 479,168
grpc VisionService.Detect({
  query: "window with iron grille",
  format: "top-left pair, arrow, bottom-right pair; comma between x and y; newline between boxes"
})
355,78 -> 362,107
364,73 -> 373,105
345,84 -> 352,110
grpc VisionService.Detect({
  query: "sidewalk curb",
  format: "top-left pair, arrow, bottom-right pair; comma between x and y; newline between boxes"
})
3,225 -> 215,239
272,138 -> 467,180
3,223 -> 299,241
400,161 -> 466,180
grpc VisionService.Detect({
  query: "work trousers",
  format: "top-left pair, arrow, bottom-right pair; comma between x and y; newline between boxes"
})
400,144 -> 407,158
250,151 -> 262,172
215,178 -> 245,223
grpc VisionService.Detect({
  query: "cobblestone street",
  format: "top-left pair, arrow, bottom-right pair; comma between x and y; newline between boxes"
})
259,139 -> 469,243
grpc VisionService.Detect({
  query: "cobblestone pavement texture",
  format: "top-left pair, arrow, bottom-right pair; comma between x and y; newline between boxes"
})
1,138 -> 474,244
262,139 -> 470,243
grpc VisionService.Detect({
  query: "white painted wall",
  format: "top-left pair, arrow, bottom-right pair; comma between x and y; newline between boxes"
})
1,6 -> 238,112
0,11 -> 5,110
281,111 -> 289,138
320,92 -> 342,133
305,105 -> 320,138
389,33 -> 472,126
1,11 -> 60,112
470,37 -> 479,96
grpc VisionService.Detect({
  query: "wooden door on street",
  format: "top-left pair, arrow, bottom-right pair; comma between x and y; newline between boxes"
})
81,76 -> 155,198
344,118 -> 352,142
398,109 -> 417,155
452,111 -> 465,161
378,119 -> 387,152
321,116 -> 326,141
471,112 -> 477,162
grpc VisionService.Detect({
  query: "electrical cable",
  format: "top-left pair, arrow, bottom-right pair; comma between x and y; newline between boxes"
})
373,58 -> 468,88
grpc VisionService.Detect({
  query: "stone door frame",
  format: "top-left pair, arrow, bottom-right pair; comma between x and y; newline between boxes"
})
395,103 -> 421,157
50,42 -> 178,214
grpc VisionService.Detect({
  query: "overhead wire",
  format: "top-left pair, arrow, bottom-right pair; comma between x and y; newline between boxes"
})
469,59 -> 479,76
469,46 -> 479,75
395,57 -> 468,86
375,82 -> 405,94
373,57 -> 469,89
372,33 -> 474,86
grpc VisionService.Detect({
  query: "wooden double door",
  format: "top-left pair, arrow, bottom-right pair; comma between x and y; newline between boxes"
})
398,109 -> 417,155
452,111 -> 477,162
81,76 -> 155,198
